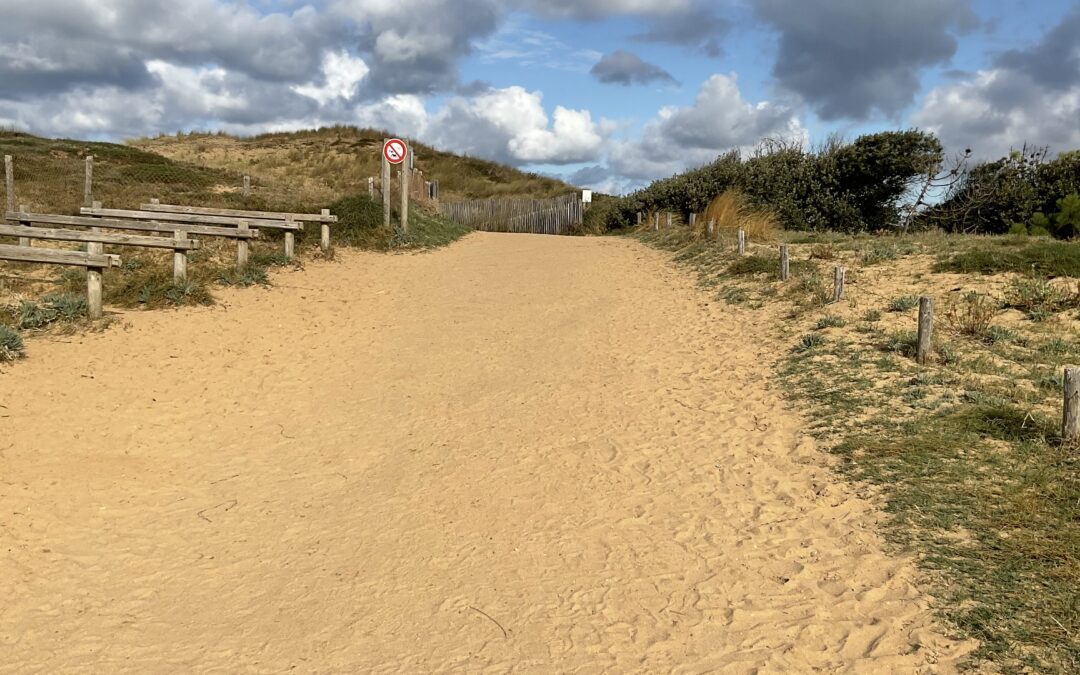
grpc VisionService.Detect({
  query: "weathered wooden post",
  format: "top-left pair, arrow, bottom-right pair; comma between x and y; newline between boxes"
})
400,168 -> 409,233
653,213 -> 659,231
737,229 -> 746,255
320,209 -> 331,251
368,177 -> 375,198
917,296 -> 934,365
173,230 -> 187,283
666,212 -> 672,229
833,266 -> 846,303
4,155 -> 15,219
636,212 -> 642,227
242,175 -> 251,198
707,220 -> 715,238
87,205 -> 103,318
1065,368 -> 1079,445
780,245 -> 790,281
381,141 -> 391,229
237,220 -> 250,269
689,213 -> 697,228
84,155 -> 94,207
284,216 -> 296,259
17,204 -> 31,247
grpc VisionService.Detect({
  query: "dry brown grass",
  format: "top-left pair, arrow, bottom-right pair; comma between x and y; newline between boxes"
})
701,190 -> 779,242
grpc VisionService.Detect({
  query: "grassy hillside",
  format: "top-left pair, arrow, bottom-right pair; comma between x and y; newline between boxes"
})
131,126 -> 575,202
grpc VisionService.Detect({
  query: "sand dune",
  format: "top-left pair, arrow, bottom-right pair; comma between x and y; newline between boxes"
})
0,233 -> 978,672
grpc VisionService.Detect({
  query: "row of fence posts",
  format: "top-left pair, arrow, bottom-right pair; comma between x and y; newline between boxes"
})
638,210 -> 1080,446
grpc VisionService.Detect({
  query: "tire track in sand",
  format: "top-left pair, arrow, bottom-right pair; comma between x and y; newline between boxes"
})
0,233 -> 979,672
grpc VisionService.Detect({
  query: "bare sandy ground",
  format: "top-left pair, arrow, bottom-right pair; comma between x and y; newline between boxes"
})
0,233 -> 979,672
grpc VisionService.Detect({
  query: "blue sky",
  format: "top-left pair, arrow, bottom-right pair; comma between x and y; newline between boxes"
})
1,0 -> 1078,193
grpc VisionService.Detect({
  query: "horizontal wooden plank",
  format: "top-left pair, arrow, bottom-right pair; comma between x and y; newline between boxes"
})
0,224 -> 201,250
5,212 -> 260,239
81,207 -> 302,231
0,244 -> 121,268
142,203 -> 337,223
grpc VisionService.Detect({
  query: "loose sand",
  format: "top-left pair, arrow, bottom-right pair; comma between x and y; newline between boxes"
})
1,233 -> 978,672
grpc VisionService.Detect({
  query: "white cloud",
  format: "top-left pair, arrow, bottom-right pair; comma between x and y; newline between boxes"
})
609,73 -> 806,180
294,51 -> 370,105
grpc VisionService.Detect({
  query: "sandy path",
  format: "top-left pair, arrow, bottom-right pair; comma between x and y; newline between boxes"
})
0,234 -> 977,673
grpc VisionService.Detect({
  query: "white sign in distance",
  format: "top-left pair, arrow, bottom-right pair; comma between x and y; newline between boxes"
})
582,190 -> 593,203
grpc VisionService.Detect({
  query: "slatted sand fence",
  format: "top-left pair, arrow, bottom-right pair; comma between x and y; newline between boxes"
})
438,194 -> 582,235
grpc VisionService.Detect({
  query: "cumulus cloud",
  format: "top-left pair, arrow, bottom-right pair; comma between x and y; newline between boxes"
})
590,50 -> 677,86
609,73 -> 805,180
753,0 -> 978,120
913,10 -> 1080,159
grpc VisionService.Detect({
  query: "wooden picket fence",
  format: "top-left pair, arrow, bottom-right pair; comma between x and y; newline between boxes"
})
437,194 -> 582,235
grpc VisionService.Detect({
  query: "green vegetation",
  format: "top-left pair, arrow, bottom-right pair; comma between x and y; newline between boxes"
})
934,239 -> 1080,277
0,324 -> 24,361
887,295 -> 920,312
13,293 -> 87,329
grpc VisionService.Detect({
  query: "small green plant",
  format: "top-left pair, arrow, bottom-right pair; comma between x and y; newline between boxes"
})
885,330 -> 918,357
793,333 -> 826,353
218,265 -> 270,287
1007,222 -> 1029,236
0,325 -> 24,362
862,244 -> 898,265
1003,276 -> 1076,320
815,314 -> 846,329
727,254 -> 774,276
720,285 -> 748,305
888,295 -> 920,312
983,325 -> 1019,345
942,291 -> 997,337
12,293 -> 88,329
862,309 -> 882,322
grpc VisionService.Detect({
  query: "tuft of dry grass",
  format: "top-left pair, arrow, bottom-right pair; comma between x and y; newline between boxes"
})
702,190 -> 779,242
943,291 -> 998,338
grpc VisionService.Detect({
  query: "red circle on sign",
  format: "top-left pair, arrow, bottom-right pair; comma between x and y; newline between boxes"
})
383,138 -> 408,165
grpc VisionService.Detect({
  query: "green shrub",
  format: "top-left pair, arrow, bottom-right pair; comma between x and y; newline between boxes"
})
934,240 -> 1080,277
322,194 -> 386,248
794,333 -> 826,353
13,293 -> 88,329
727,254 -> 774,276
0,325 -> 24,361
1003,277 -> 1077,320
888,295 -> 920,312
1052,193 -> 1080,239
1008,222 -> 1029,236
815,314 -> 846,329
862,309 -> 882,322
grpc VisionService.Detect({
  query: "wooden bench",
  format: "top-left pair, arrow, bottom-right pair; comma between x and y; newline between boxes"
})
142,200 -> 336,252
0,223 -> 200,283
82,204 -> 302,259
0,244 -> 120,319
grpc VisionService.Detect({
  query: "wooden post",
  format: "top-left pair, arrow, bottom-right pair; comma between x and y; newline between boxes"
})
173,230 -> 187,283
320,209 -> 331,250
636,212 -> 642,227
666,212 -> 672,229
653,213 -> 659,231
1064,368 -> 1079,445
737,229 -> 746,255
150,198 -> 160,205
4,155 -> 14,219
707,220 -> 714,238
917,297 -> 934,365
780,245 -> 790,281
368,177 -> 375,198
92,200 -> 102,210
17,204 -> 30,247
284,217 -> 295,260
382,142 -> 391,229
689,213 -> 697,228
242,175 -> 251,197
87,211 -> 103,318
84,155 -> 94,207
400,168 -> 409,233
237,220 -> 250,269
833,266 -> 846,303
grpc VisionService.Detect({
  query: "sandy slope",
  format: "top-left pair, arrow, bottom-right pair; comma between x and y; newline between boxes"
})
0,233 -> 978,672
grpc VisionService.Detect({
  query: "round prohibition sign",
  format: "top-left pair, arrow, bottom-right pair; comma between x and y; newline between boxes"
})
383,138 -> 408,165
